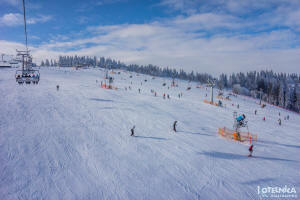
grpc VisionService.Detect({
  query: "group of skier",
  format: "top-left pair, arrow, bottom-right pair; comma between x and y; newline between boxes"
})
118,77 -> 293,158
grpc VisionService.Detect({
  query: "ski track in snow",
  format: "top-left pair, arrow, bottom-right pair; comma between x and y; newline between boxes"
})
0,67 -> 300,200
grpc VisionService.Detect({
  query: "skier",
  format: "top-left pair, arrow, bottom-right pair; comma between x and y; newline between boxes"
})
237,104 -> 240,109
248,145 -> 254,157
278,118 -> 281,126
218,100 -> 222,107
138,88 -> 141,93
56,85 -> 59,91
173,121 -> 177,132
167,94 -> 170,99
163,93 -> 166,99
279,112 -> 281,116
130,126 -> 135,136
287,115 -> 289,120
154,92 -> 157,97
254,110 -> 257,115
263,117 -> 266,121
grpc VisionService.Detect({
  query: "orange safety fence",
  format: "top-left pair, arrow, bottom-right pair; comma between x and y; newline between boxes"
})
101,84 -> 118,90
203,99 -> 219,106
218,127 -> 257,144
216,96 -> 231,101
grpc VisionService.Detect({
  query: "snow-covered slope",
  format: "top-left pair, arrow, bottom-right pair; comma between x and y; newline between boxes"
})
0,67 -> 299,200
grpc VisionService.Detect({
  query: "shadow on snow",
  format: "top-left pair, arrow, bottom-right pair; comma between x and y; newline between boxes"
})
134,136 -> 167,140
198,151 -> 297,162
241,178 -> 277,185
257,140 -> 300,149
177,131 -> 212,137
89,98 -> 114,102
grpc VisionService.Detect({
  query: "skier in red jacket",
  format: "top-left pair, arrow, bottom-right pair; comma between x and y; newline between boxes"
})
248,145 -> 254,157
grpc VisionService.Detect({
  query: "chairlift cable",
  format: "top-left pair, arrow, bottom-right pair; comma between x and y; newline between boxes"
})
22,0 -> 28,51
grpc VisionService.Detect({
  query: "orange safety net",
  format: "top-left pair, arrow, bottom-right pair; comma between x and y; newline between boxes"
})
218,127 -> 257,144
203,99 -> 219,106
216,96 -> 231,101
101,84 -> 117,90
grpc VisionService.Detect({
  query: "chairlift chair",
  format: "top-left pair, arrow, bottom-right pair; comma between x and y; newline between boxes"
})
14,0 -> 40,85
15,69 -> 40,84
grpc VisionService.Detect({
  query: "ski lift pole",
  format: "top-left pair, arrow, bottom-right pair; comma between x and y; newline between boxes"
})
22,0 -> 28,52
259,88 -> 263,105
211,85 -> 214,103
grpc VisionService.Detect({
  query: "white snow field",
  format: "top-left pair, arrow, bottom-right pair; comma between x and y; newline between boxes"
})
0,67 -> 299,200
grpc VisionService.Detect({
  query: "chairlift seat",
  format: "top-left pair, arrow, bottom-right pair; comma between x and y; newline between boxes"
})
15,69 -> 40,84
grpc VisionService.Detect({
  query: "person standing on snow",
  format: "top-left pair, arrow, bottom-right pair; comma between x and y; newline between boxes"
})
56,85 -> 59,91
254,110 -> 257,115
173,121 -> 177,132
278,118 -> 281,126
248,145 -> 254,157
130,126 -> 135,136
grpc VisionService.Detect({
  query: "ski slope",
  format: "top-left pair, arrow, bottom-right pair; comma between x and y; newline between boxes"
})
0,67 -> 299,200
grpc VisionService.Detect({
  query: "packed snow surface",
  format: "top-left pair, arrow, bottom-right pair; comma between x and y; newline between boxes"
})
0,67 -> 299,200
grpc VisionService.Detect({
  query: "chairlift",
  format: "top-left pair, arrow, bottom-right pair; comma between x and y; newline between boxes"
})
15,69 -> 40,84
15,0 -> 40,85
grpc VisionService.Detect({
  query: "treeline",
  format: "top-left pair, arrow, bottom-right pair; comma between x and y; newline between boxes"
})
41,56 -> 214,83
40,55 -> 300,112
217,71 -> 300,112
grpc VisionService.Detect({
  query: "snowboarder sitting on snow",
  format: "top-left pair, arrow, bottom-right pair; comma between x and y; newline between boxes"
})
236,114 -> 246,126
130,126 -> 135,136
173,121 -> 177,132
248,145 -> 254,157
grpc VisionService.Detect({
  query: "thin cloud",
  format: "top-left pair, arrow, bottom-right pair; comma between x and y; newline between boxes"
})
0,13 -> 52,26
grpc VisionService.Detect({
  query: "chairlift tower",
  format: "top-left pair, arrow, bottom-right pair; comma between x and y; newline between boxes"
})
259,88 -> 263,105
207,79 -> 216,103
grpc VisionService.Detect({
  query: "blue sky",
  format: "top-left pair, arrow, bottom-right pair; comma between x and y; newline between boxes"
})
1,0 -> 300,74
